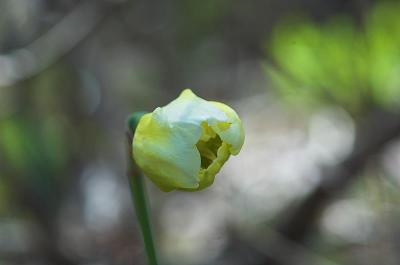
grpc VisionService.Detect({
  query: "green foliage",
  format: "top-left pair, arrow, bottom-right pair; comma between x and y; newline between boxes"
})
265,2 -> 400,115
0,116 -> 68,211
0,118 -> 67,177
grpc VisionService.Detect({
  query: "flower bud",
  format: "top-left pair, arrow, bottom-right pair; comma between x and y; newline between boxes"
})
132,89 -> 244,192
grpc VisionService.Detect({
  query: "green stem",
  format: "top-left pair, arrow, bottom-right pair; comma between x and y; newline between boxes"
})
127,112 -> 159,265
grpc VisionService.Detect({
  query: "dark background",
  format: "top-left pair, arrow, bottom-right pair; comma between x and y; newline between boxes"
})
1,0 -> 400,264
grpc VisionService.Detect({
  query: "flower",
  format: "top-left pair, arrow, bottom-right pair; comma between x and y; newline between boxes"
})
132,89 -> 244,192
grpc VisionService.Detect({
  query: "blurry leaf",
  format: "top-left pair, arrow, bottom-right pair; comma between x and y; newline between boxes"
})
266,2 -> 400,114
0,116 -> 68,205
366,1 -> 400,106
0,119 -> 29,171
264,63 -> 323,109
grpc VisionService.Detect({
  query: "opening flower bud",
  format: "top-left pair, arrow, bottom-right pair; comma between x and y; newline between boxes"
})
132,89 -> 244,192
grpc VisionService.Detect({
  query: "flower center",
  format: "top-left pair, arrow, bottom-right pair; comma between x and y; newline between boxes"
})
196,134 -> 222,169
191,122 -> 231,190
195,122 -> 222,169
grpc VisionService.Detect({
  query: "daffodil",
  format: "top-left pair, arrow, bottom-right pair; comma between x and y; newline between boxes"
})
132,89 -> 244,192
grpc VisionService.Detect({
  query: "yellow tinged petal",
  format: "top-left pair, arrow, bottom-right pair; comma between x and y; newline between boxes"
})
132,113 -> 201,191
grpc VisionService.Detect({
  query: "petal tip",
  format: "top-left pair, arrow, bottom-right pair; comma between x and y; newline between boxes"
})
180,88 -> 197,98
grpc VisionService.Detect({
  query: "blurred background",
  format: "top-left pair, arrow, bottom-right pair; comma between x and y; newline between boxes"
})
1,0 -> 400,264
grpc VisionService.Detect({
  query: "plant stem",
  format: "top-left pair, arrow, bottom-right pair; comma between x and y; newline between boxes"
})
126,112 -> 158,265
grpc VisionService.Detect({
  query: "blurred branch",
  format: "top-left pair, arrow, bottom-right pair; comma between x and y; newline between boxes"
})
0,0 -> 118,87
218,227 -> 339,265
253,229 -> 339,265
259,109 -> 400,265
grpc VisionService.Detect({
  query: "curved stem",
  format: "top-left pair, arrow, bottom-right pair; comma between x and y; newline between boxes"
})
126,112 -> 158,265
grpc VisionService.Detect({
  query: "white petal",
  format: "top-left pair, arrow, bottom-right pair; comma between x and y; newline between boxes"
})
159,89 -> 229,127
210,101 -> 245,155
